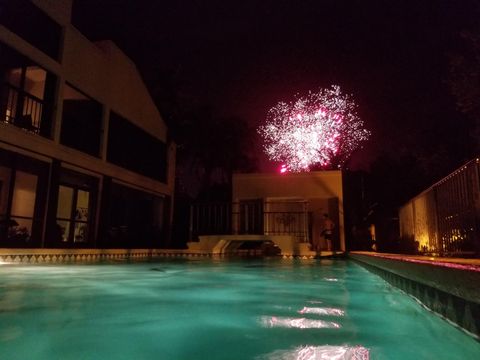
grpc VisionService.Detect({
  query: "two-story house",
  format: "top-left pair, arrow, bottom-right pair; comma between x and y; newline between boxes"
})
0,0 -> 175,249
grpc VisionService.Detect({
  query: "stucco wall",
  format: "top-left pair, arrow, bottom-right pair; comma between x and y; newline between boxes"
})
32,0 -> 73,26
233,171 -> 342,200
31,0 -> 168,142
62,29 -> 167,141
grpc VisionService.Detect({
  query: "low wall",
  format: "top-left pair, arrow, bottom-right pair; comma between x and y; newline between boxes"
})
350,251 -> 480,339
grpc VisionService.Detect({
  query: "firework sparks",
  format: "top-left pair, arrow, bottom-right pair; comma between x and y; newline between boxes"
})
258,85 -> 370,172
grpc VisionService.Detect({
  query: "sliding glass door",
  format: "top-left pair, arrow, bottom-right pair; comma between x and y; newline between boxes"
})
56,185 -> 90,244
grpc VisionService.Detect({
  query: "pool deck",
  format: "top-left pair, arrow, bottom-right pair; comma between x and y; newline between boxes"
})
350,251 -> 480,338
349,251 -> 480,301
350,251 -> 480,271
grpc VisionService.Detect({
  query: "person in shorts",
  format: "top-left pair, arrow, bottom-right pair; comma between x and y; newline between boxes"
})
321,213 -> 335,251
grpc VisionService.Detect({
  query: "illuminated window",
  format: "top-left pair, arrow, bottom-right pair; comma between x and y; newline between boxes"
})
0,150 -> 48,247
9,171 -> 37,243
0,166 -> 11,217
51,169 -> 98,247
56,185 -> 91,244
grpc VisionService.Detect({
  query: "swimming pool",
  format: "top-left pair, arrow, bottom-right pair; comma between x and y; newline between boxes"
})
0,258 -> 479,359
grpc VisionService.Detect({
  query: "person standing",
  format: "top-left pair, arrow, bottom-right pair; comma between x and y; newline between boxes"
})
321,213 -> 335,251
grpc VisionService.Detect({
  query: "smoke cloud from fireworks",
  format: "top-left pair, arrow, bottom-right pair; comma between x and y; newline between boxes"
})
258,85 -> 370,172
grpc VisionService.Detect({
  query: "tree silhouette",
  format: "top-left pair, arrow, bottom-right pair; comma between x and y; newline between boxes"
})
448,29 -> 480,153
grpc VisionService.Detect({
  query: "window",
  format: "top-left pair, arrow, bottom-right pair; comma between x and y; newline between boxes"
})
103,182 -> 166,248
60,84 -> 103,156
9,171 -> 37,243
50,168 -> 98,247
0,165 -> 11,230
107,112 -> 167,182
0,167 -> 44,246
0,43 -> 56,137
0,0 -> 61,60
0,150 -> 48,247
56,185 -> 90,244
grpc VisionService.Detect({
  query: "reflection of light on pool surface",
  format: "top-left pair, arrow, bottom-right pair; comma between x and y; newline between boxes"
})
260,316 -> 340,329
257,345 -> 369,360
298,307 -> 345,316
324,278 -> 339,282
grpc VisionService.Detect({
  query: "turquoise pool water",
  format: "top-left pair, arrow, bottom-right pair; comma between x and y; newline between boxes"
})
0,258 -> 479,359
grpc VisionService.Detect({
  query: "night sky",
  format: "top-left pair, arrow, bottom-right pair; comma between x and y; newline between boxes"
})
72,0 -> 479,174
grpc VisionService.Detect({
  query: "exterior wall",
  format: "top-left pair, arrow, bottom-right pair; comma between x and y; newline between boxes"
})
232,171 -> 345,251
0,0 -> 175,248
399,201 -> 414,241
412,190 -> 438,251
31,0 -> 73,26
62,32 -> 167,141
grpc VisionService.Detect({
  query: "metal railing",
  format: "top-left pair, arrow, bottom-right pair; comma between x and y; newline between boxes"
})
1,83 -> 44,134
399,159 -> 480,257
189,202 -> 232,239
189,200 -> 311,243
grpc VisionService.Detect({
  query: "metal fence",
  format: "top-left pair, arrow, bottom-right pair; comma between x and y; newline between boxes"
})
189,200 -> 311,243
399,159 -> 480,257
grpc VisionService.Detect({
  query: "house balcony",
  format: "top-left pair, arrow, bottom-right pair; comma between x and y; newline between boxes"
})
1,83 -> 48,136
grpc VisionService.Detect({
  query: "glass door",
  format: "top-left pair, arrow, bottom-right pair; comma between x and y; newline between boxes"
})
0,166 -> 12,241
56,185 -> 90,244
9,171 -> 38,243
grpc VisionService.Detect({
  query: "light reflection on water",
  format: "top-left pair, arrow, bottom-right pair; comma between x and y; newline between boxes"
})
257,345 -> 370,360
0,259 -> 479,360
260,316 -> 341,329
298,307 -> 345,316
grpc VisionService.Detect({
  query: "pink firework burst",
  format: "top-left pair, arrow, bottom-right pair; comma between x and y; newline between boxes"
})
258,85 -> 370,172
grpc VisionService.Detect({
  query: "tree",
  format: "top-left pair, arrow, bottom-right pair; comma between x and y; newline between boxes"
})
146,69 -> 257,199
178,107 -> 257,200
448,30 -> 480,152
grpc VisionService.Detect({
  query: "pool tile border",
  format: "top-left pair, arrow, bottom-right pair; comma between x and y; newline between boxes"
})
0,248 -> 322,264
0,249 -> 211,264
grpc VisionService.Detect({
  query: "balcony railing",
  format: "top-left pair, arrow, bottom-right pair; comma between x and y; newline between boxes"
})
190,202 -> 232,239
189,200 -> 312,243
1,83 -> 44,134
